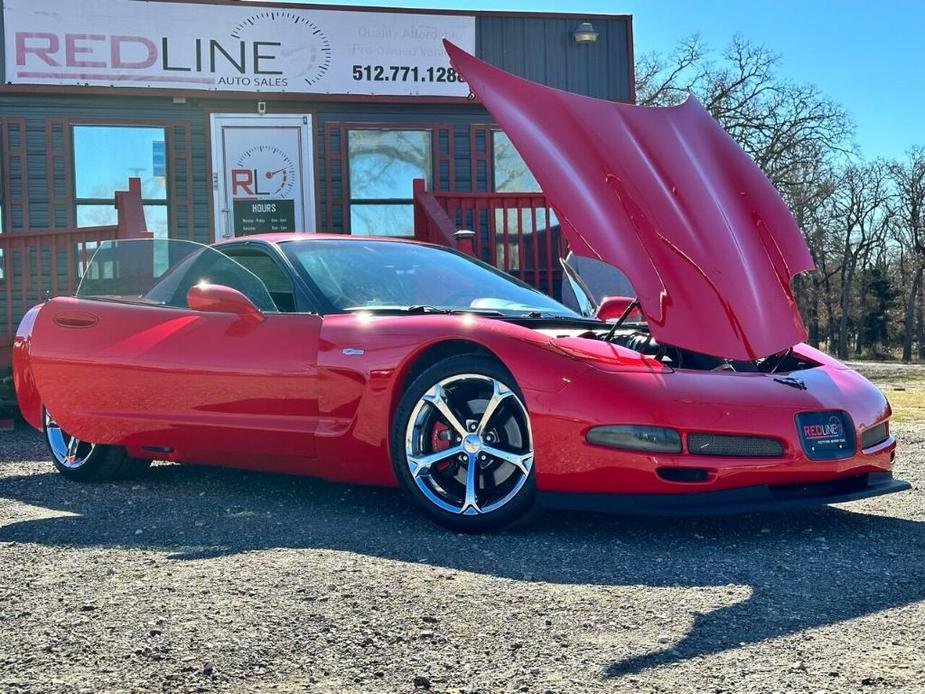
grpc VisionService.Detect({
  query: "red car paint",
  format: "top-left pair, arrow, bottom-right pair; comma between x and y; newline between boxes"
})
13,235 -> 897,501
445,40 -> 815,362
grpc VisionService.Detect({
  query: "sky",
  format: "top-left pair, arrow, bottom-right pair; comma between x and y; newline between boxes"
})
316,0 -> 924,161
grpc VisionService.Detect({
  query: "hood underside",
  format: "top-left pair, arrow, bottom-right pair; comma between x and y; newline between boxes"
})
445,41 -> 815,361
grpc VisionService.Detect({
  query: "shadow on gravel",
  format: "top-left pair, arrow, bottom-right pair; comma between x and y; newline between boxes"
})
0,462 -> 923,677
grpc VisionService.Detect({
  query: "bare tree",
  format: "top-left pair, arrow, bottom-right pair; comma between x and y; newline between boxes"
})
824,162 -> 892,358
635,36 -> 705,107
636,36 -> 853,193
888,148 -> 925,361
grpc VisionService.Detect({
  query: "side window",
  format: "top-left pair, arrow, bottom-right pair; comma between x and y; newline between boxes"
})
221,248 -> 297,313
146,250 -> 277,312
72,125 -> 169,238
77,239 -> 276,313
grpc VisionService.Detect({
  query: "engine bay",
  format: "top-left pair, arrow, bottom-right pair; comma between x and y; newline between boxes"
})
607,327 -> 818,373
526,320 -> 819,373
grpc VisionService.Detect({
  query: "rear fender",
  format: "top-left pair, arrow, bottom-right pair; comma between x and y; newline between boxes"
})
12,304 -> 44,431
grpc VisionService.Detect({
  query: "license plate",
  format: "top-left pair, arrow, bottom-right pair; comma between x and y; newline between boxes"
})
796,411 -> 855,461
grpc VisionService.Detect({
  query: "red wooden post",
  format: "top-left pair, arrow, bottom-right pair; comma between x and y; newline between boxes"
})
115,177 -> 152,239
454,229 -> 476,256
412,178 -> 427,243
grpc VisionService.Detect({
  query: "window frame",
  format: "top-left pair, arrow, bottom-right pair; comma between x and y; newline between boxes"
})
70,122 -> 171,234
344,125 -> 436,236
218,239 -> 326,315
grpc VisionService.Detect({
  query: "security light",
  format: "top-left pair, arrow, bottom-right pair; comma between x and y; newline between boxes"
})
573,21 -> 599,44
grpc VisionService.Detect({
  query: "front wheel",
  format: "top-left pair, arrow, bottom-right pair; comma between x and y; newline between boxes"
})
43,409 -> 151,482
391,355 -> 536,531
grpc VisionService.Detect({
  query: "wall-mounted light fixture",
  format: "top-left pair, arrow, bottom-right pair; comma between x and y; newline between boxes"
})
573,21 -> 599,44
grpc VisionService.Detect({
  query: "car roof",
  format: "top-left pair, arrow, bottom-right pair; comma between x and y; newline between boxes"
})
212,233 -> 423,247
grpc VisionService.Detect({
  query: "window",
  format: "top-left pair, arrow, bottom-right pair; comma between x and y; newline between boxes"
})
347,129 -> 432,236
78,239 -> 276,313
492,131 -> 540,193
221,247 -> 297,313
73,125 -> 169,238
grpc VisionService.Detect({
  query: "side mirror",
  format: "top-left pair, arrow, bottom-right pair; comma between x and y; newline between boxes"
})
596,295 -> 639,322
187,283 -> 264,323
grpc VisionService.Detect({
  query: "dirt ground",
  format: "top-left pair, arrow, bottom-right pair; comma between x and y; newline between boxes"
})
0,364 -> 923,693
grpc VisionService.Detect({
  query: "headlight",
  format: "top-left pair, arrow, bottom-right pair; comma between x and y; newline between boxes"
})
586,425 -> 682,453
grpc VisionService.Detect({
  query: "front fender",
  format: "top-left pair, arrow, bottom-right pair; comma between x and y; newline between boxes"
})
13,304 -> 44,431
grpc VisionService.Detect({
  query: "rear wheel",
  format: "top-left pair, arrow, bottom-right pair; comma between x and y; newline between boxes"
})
43,409 -> 151,482
392,355 -> 536,531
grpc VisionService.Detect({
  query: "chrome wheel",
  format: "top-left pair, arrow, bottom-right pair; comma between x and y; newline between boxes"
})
44,411 -> 96,469
404,373 -> 534,516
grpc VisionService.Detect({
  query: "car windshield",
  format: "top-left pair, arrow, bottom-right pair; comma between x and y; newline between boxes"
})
283,239 -> 578,317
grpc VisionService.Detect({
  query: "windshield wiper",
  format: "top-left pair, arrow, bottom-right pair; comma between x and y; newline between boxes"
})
519,311 -> 596,321
346,305 -> 505,316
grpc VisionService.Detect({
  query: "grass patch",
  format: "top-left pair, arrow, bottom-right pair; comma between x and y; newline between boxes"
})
848,362 -> 924,425
879,387 -> 925,424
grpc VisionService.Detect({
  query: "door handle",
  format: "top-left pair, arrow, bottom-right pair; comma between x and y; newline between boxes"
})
54,311 -> 98,328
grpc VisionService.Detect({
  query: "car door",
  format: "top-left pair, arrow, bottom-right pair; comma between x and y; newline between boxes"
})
30,239 -> 322,466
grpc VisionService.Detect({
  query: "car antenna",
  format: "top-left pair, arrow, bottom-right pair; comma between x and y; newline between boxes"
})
604,298 -> 639,342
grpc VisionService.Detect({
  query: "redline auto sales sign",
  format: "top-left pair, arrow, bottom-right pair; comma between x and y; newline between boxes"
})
2,0 -> 475,96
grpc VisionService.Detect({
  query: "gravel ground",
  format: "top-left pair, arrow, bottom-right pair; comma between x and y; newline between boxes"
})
0,373 -> 923,693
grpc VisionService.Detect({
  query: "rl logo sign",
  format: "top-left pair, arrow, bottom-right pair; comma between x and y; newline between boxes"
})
231,166 -> 294,198
232,169 -> 266,197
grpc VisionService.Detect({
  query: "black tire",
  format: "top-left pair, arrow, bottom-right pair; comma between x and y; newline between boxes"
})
391,354 -> 536,532
43,409 -> 151,482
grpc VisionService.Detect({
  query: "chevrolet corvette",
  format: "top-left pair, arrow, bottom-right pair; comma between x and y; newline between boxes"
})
12,43 -> 908,531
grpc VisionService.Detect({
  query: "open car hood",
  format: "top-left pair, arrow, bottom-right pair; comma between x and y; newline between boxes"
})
445,41 -> 815,361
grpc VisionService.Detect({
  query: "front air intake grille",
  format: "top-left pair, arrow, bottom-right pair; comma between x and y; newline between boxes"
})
687,432 -> 784,458
861,422 -> 889,449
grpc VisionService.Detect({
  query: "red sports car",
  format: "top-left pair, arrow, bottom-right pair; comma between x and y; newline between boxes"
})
12,44 -> 907,531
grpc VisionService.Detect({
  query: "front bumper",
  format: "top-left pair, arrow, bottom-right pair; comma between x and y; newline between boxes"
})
537,471 -> 911,516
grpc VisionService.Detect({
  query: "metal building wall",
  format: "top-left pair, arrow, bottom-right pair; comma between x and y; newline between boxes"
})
477,15 -> 633,101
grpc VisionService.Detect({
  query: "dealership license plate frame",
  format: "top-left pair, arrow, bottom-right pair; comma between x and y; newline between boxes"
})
795,410 -> 856,461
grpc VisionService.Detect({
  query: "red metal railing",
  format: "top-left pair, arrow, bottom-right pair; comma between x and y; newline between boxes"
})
412,179 -> 566,299
1,178 -> 149,369
1,225 -> 119,341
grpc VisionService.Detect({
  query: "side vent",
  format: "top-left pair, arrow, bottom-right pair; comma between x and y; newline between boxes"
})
657,467 -> 710,483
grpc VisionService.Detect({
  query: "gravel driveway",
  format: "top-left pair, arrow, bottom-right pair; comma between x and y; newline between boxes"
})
0,383 -> 923,692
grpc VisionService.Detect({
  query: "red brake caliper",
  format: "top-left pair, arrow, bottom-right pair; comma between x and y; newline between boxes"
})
430,421 -> 452,472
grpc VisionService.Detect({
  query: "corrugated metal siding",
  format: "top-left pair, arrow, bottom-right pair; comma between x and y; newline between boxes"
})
477,16 -> 632,101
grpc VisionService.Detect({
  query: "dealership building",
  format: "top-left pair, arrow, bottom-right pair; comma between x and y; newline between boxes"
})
0,0 -> 633,371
